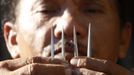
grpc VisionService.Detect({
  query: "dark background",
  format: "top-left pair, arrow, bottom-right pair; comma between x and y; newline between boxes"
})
0,0 -> 134,69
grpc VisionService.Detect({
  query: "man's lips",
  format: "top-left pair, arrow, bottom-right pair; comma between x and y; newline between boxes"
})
42,40 -> 88,61
42,45 -> 75,61
54,47 -> 74,55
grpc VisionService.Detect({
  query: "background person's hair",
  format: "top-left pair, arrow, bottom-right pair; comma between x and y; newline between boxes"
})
0,0 -> 18,28
0,0 -> 127,28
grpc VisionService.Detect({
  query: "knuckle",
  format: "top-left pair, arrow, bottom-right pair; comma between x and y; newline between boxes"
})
27,56 -> 42,64
85,58 -> 89,65
96,59 -> 110,74
102,59 -> 108,65
28,63 -> 39,75
0,61 -> 9,68
96,72 -> 106,75
79,68 -> 106,75
31,56 -> 41,63
78,58 -> 88,67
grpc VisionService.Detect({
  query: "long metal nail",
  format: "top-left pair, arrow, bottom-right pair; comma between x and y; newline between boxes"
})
87,23 -> 91,57
51,26 -> 55,60
73,26 -> 79,57
62,25 -> 65,60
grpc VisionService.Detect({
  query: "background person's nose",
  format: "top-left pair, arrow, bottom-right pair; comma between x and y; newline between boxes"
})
54,10 -> 87,40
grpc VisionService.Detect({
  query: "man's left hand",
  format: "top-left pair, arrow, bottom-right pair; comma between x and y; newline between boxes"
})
70,57 -> 133,75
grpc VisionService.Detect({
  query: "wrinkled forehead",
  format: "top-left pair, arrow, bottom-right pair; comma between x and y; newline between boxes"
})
18,0 -> 116,7
16,0 -> 118,20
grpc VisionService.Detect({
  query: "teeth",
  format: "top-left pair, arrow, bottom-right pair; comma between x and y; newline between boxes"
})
73,26 -> 79,57
87,23 -> 91,57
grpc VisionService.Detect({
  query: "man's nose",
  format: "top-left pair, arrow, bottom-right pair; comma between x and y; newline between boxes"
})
54,10 -> 87,39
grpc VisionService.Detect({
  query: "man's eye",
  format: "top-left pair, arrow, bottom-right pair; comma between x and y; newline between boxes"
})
40,9 -> 57,15
83,8 -> 98,13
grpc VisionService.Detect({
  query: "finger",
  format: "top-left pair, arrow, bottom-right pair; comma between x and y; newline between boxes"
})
70,57 -> 133,75
70,57 -> 108,72
0,58 -> 28,71
11,63 -> 72,75
0,56 -> 68,71
25,56 -> 68,65
74,68 -> 106,75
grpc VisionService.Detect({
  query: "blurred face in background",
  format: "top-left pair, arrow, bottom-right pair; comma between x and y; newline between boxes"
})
5,0 -> 131,63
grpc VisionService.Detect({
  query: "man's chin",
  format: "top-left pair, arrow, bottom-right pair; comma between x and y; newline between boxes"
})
54,53 -> 74,62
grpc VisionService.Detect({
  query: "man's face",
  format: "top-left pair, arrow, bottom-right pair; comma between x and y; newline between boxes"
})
13,0 -> 122,62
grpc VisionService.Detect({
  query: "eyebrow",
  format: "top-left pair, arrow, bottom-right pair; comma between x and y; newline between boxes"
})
32,0 -> 59,10
73,0 -> 104,4
73,0 -> 106,8
33,0 -> 58,6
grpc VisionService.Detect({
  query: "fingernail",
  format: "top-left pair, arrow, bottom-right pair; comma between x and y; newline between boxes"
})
70,58 -> 78,66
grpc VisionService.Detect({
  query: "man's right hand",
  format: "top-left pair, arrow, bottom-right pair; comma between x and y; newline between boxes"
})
0,56 -> 108,75
0,56 -> 72,75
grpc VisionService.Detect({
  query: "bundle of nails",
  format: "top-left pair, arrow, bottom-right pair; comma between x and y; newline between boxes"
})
51,23 -> 91,60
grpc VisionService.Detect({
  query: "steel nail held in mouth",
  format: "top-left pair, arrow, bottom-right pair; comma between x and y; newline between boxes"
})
62,25 -> 65,60
51,26 -> 55,60
51,23 -> 92,60
87,23 -> 91,57
73,25 -> 79,57
51,24 -> 66,60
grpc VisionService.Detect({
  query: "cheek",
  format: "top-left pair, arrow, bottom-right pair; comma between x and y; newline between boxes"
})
28,28 -> 51,52
37,28 -> 51,45
93,32 -> 120,62
17,32 -> 37,58
17,28 -> 51,58
91,18 -> 120,62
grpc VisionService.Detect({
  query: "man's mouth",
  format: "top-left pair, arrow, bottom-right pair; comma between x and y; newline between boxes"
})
54,47 -> 74,62
42,40 -> 87,62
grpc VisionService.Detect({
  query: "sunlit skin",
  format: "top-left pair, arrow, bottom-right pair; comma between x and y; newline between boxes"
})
2,0 -> 132,75
13,0 -> 121,61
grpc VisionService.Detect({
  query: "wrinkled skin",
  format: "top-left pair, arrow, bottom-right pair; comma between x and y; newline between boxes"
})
1,0 -> 133,75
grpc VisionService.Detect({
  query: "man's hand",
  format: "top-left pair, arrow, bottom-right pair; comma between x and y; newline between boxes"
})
0,56 -> 72,75
0,56 -> 133,75
70,57 -> 133,75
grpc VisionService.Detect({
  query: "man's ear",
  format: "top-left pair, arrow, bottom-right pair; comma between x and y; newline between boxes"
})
3,22 -> 20,59
119,22 -> 132,59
